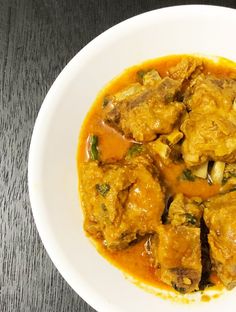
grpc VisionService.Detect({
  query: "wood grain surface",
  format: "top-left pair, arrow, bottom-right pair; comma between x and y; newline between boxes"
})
0,0 -> 236,311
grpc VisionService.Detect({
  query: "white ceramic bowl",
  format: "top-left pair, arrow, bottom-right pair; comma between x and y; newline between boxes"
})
28,5 -> 236,312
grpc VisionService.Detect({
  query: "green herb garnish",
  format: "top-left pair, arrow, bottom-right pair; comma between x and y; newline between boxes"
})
101,203 -> 108,211
171,282 -> 186,294
89,134 -> 99,160
96,183 -> 110,197
185,213 -> 197,225
136,69 -> 149,83
222,177 -> 228,185
181,169 -> 195,181
137,69 -> 146,79
127,143 -> 143,157
102,96 -> 110,108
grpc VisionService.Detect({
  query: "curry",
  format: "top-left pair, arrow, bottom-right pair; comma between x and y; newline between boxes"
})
78,55 -> 236,294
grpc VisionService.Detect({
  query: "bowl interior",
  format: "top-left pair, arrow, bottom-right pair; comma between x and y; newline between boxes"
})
28,5 -> 236,312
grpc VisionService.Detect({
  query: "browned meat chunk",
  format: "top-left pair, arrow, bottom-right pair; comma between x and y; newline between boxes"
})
150,193 -> 203,293
168,56 -> 203,82
168,193 -> 203,227
80,155 -> 165,250
103,71 -> 184,142
204,191 -> 236,289
181,76 -> 236,166
185,76 -> 236,113
182,113 -> 236,166
151,225 -> 202,293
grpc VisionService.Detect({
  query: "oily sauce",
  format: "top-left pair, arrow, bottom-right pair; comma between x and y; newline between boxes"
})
78,55 -> 236,293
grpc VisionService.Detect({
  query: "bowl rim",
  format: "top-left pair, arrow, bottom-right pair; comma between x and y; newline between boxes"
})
28,4 -> 236,312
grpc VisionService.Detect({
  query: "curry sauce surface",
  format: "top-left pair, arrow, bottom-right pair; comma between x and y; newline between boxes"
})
78,55 -> 236,292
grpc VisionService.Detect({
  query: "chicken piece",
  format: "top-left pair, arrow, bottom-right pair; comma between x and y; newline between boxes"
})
181,111 -> 236,166
103,73 -> 184,142
167,194 -> 212,290
204,191 -> 236,289
181,76 -> 236,166
185,76 -> 236,113
151,225 -> 202,293
168,56 -> 203,82
80,155 -> 165,250
168,193 -> 203,227
151,193 -> 203,293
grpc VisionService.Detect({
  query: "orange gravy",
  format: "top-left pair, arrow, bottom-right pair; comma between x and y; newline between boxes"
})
78,55 -> 236,292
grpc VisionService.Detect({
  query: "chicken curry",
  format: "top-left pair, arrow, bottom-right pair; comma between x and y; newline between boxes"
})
78,55 -> 236,294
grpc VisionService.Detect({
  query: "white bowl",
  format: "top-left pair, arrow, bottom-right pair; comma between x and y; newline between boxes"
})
28,5 -> 236,312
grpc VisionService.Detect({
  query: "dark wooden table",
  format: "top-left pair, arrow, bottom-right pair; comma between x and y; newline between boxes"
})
1,0 -> 236,311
